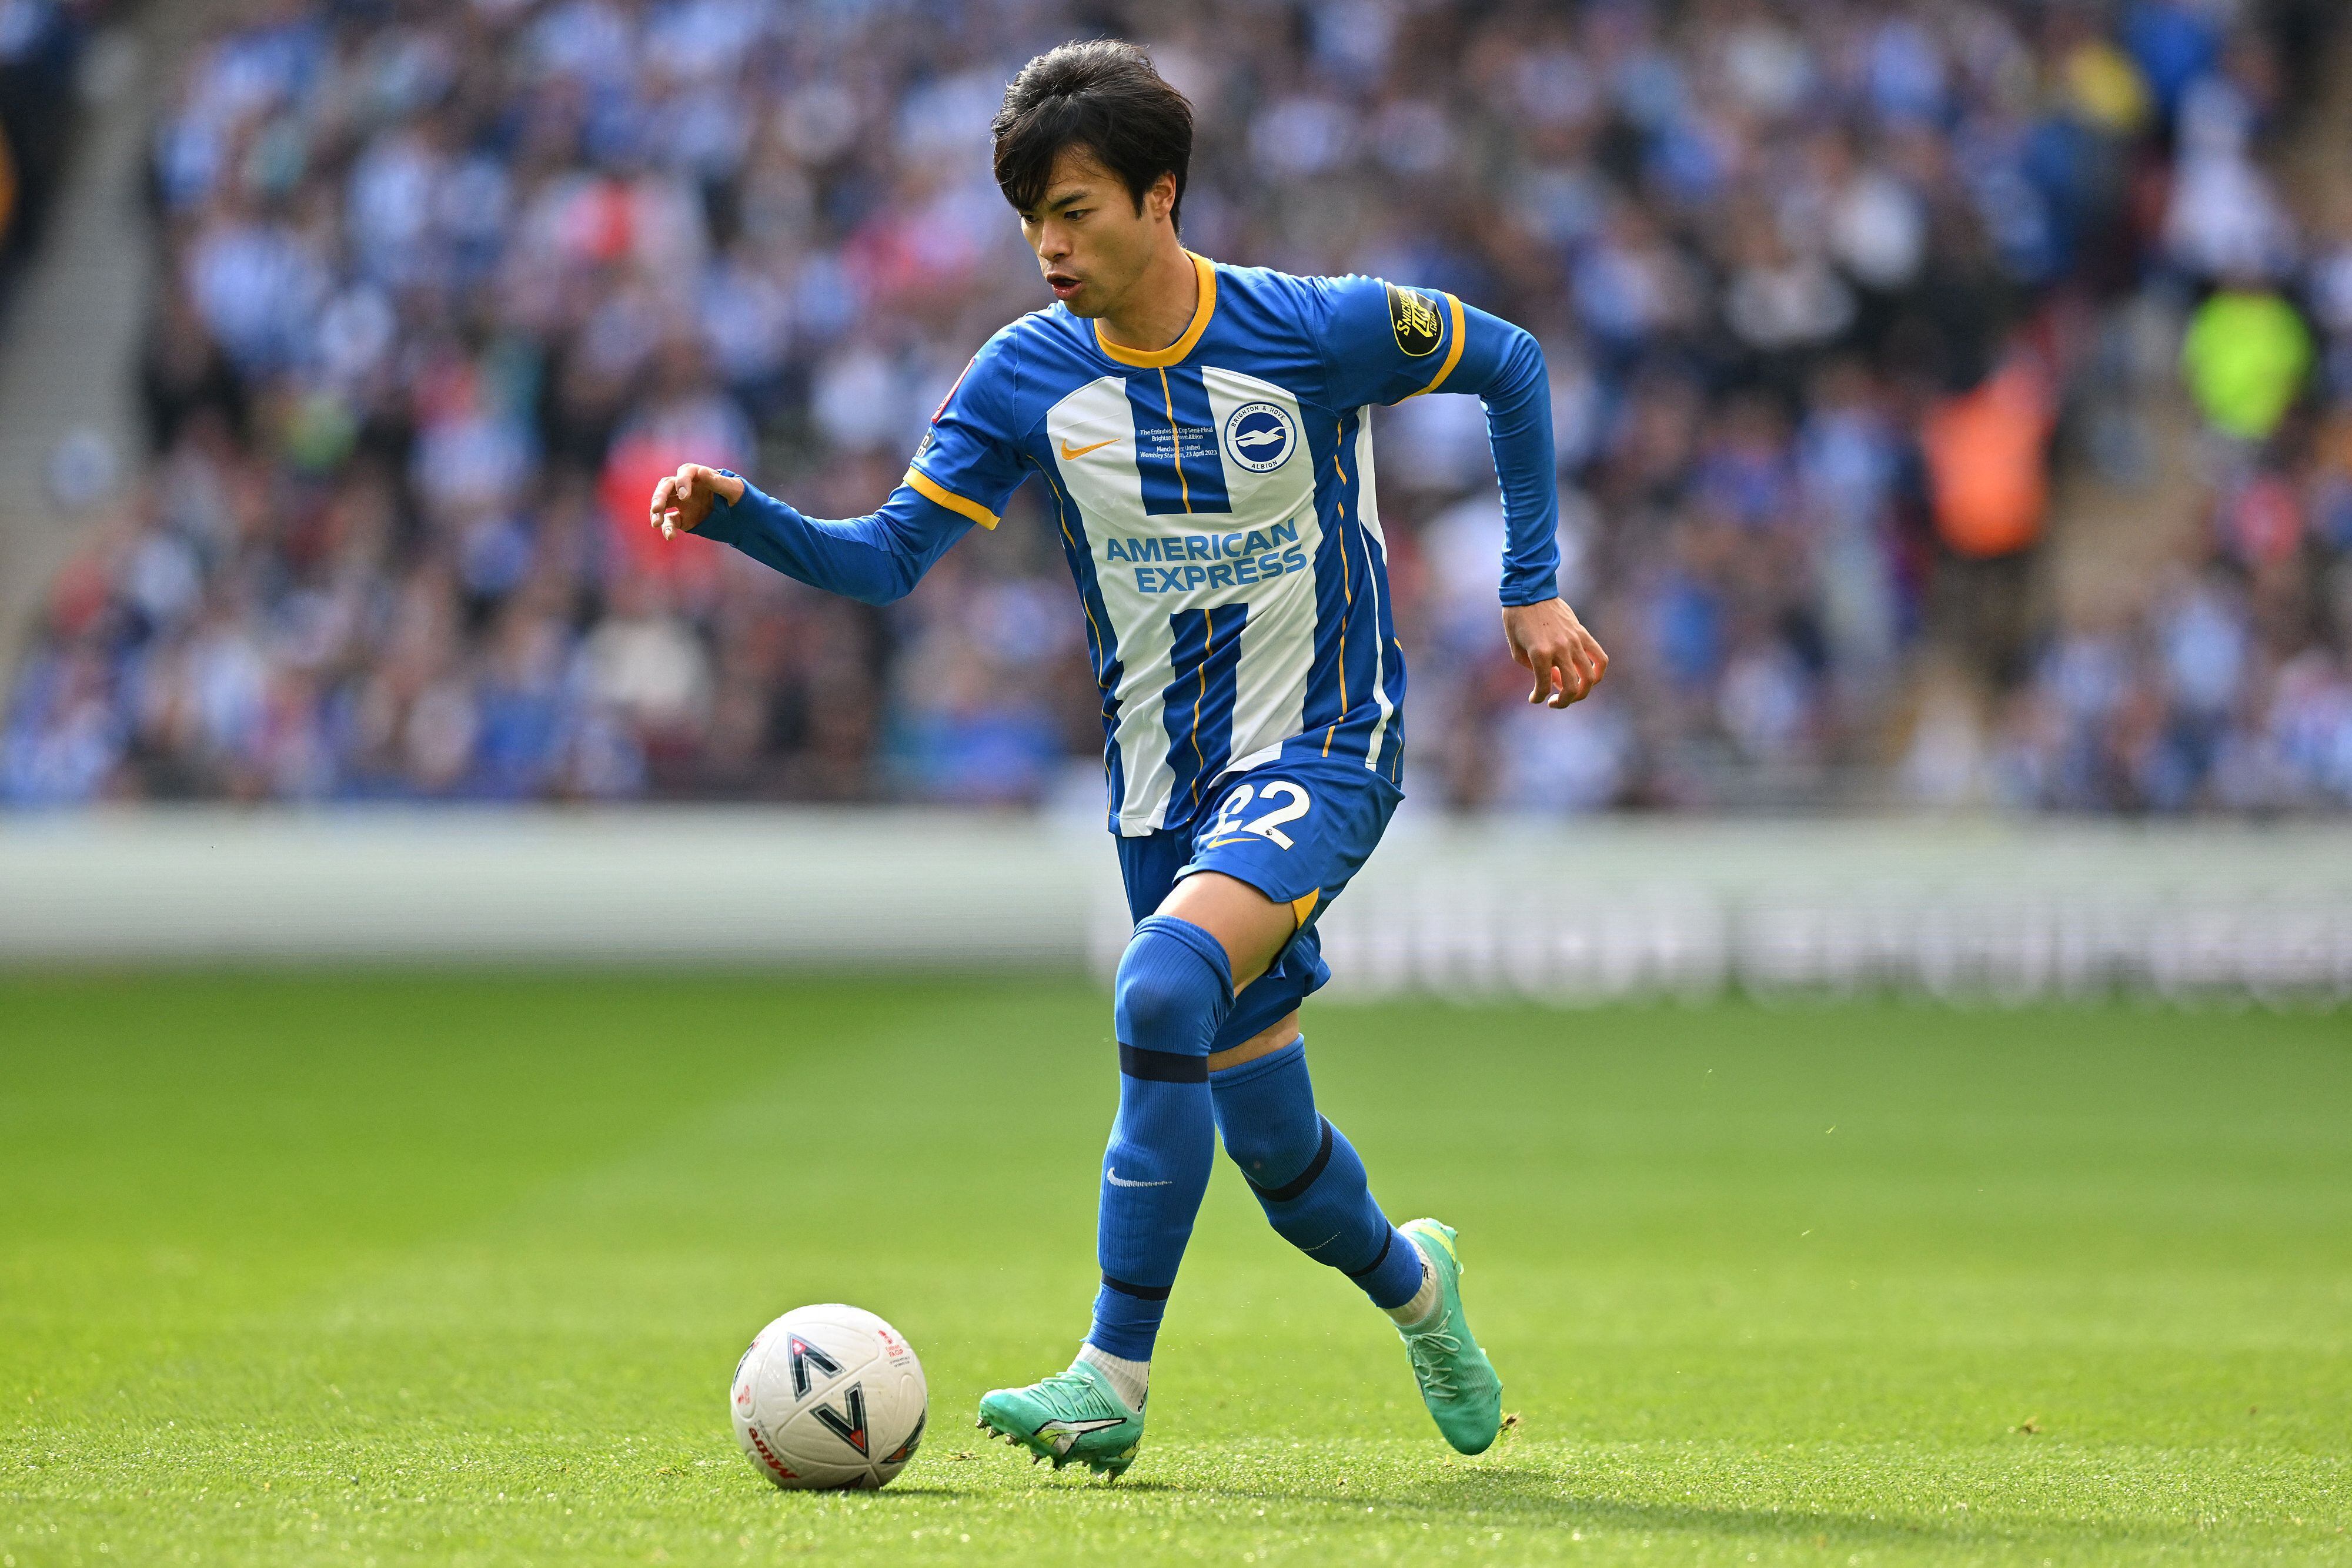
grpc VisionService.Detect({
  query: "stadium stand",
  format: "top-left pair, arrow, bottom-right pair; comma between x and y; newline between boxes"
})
4,0 -> 2347,813
0,1 -> 104,309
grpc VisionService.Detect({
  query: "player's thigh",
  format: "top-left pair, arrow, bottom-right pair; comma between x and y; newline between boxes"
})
1120,824 -> 1302,1054
1164,760 -> 1403,988
1157,871 -> 1297,990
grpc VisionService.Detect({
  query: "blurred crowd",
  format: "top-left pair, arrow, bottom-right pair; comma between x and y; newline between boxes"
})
1890,0 -> 2352,812
5,0 -> 2349,813
0,0 -> 106,308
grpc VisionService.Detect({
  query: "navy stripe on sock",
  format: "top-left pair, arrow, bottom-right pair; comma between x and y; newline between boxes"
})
1246,1116 -> 1335,1203
1343,1228 -> 1394,1281
1119,1043 -> 1209,1082
1100,1272 -> 1171,1301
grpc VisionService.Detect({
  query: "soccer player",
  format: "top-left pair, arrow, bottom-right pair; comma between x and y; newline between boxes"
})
650,41 -> 1607,1476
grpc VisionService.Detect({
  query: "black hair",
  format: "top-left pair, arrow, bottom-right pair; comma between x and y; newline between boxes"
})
991,40 -> 1193,230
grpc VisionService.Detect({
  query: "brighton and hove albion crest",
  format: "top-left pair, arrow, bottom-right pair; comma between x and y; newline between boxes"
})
1222,402 -> 1297,473
1387,282 -> 1443,356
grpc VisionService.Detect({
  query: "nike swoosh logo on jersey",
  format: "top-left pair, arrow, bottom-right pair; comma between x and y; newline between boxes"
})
1060,436 -> 1122,459
1105,1166 -> 1171,1188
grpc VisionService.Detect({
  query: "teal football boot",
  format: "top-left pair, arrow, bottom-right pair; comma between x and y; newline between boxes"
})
1395,1219 -> 1505,1455
975,1358 -> 1145,1477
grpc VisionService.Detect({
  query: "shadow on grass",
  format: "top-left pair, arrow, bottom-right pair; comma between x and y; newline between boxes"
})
766,1448 -> 2236,1560
1403,1463 -> 1976,1547
873,1459 -> 2129,1554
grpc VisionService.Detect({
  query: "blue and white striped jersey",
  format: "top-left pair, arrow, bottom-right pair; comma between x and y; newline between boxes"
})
700,250 -> 1561,837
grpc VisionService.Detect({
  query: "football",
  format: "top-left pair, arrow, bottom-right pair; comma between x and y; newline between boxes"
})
730,1304 -> 927,1490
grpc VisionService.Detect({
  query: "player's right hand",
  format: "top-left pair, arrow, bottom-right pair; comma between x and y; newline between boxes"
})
649,463 -> 746,540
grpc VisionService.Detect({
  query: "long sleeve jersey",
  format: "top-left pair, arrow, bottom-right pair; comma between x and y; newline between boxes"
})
699,250 -> 1560,835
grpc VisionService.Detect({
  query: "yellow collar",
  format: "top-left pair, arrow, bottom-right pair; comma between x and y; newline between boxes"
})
1093,250 -> 1217,368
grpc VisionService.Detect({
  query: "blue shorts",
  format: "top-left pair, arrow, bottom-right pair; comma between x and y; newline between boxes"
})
1114,755 -> 1403,1053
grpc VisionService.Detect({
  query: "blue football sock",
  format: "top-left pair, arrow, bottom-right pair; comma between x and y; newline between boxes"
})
1087,915 -> 1234,1362
1211,1037 -> 1426,1311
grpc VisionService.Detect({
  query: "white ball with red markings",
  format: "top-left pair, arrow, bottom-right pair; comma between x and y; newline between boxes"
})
730,1303 -> 926,1490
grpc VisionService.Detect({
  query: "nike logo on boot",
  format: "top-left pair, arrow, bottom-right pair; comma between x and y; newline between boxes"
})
1037,1415 -> 1126,1455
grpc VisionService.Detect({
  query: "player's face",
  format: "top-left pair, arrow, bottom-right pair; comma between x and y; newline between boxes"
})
1017,147 -> 1174,318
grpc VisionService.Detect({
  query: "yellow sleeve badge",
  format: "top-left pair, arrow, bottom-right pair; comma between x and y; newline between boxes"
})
1385,283 -> 1444,357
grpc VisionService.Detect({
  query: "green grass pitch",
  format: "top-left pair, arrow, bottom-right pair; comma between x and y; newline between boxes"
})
4,975 -> 2347,1566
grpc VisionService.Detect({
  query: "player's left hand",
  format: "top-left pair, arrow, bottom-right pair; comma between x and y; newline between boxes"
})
1502,599 -> 1608,708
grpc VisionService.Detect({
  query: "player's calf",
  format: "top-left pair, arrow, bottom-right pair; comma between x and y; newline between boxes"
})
979,912 -> 1233,1475
1212,1041 -> 1505,1454
1085,915 -> 1234,1376
1211,1037 -> 1426,1310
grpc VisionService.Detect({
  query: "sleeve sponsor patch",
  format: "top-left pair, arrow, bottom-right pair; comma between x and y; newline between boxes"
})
1386,282 -> 1444,357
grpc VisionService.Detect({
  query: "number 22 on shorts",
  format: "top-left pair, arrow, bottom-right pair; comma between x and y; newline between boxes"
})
1207,780 -> 1312,849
